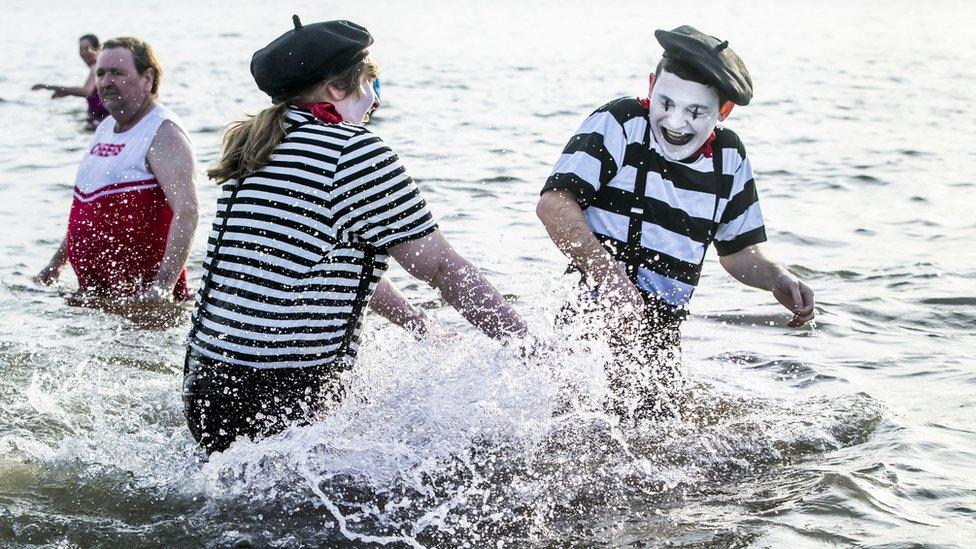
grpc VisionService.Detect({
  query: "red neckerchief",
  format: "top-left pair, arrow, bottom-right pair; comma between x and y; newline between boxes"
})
639,97 -> 716,159
295,102 -> 343,124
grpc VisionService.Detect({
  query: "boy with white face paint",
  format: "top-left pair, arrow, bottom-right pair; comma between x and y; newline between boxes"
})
649,70 -> 724,162
537,25 -> 815,417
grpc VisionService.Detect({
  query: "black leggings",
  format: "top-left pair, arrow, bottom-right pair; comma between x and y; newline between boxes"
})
182,351 -> 345,454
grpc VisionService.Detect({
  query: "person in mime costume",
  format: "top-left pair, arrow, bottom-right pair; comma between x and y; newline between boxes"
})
537,26 -> 816,420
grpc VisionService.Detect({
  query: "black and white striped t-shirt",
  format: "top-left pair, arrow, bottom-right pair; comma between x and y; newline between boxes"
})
189,108 -> 437,369
543,97 -> 766,309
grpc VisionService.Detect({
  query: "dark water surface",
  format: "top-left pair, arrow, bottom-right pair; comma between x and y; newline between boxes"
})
1,1 -> 974,547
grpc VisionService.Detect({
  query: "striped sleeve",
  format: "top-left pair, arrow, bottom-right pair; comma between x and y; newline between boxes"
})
542,107 -> 626,207
331,130 -> 438,250
714,151 -> 767,256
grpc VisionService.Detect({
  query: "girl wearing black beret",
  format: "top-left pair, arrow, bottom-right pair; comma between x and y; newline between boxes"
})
183,17 -> 527,455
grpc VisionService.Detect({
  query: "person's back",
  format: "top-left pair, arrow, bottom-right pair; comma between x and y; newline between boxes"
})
189,107 -> 436,370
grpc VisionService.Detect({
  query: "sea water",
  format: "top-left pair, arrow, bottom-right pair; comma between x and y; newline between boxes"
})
1,0 -> 974,547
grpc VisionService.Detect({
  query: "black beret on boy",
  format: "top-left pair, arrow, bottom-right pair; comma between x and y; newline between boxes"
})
251,15 -> 373,101
654,25 -> 753,105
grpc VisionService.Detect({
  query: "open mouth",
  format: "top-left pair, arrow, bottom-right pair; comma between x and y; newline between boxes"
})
660,126 -> 694,146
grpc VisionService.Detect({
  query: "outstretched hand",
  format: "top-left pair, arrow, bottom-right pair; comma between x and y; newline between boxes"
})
31,84 -> 68,98
772,272 -> 815,327
34,264 -> 62,286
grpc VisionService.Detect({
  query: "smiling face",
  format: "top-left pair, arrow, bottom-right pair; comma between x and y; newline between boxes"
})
648,70 -> 721,161
95,47 -> 154,119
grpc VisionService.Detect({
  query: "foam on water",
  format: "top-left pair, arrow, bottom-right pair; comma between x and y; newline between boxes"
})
0,301 -> 884,547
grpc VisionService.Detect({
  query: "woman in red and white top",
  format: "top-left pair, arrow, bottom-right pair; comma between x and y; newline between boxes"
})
36,37 -> 197,302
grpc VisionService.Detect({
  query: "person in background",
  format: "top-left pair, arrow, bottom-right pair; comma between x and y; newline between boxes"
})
35,37 -> 198,303
32,34 -> 110,126
536,26 -> 815,419
183,16 -> 527,455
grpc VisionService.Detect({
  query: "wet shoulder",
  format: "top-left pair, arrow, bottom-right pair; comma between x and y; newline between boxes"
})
334,126 -> 401,177
286,115 -> 363,142
714,125 -> 747,158
593,96 -> 647,127
282,112 -> 369,159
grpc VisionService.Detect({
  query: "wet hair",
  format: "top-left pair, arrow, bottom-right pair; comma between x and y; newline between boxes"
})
208,55 -> 380,184
654,57 -> 729,105
101,36 -> 163,95
79,34 -> 99,49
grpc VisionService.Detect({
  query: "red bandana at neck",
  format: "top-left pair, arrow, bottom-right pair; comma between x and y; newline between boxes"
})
638,97 -> 716,159
296,102 -> 343,124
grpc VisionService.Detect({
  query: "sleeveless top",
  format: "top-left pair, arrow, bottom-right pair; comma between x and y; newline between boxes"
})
67,103 -> 192,299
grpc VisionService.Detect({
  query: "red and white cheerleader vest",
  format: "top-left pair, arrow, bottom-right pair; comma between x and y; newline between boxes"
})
67,103 -> 191,300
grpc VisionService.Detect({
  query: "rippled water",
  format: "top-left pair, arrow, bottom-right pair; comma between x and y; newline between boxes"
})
1,1 -> 974,547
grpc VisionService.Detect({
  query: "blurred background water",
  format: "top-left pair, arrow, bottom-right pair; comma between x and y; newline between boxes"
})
0,0 -> 974,547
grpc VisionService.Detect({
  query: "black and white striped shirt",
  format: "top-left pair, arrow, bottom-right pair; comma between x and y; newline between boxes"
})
543,97 -> 766,309
189,108 -> 437,369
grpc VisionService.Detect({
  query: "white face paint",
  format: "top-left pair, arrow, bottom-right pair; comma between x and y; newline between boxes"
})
333,77 -> 379,124
648,70 -> 721,161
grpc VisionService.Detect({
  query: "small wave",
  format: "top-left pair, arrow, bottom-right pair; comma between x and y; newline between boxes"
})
192,125 -> 223,134
919,296 -> 976,306
475,175 -> 525,184
776,231 -> 848,248
533,110 -> 580,119
850,174 -> 887,185
757,169 -> 794,177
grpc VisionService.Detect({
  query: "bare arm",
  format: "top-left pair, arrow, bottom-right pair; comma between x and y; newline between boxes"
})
33,70 -> 96,98
368,276 -> 430,335
35,235 -> 69,285
719,244 -> 815,327
536,189 -> 643,310
145,120 -> 198,299
387,230 -> 526,340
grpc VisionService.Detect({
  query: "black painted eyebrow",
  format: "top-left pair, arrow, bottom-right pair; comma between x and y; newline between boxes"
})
657,93 -> 711,110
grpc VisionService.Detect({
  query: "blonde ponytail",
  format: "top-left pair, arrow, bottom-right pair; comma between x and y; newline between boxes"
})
208,55 -> 380,184
207,102 -> 289,184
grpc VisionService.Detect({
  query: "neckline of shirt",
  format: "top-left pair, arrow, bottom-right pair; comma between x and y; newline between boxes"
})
109,104 -> 162,136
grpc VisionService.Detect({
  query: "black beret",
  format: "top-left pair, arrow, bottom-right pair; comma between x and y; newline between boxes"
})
654,25 -> 753,106
251,16 -> 373,101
